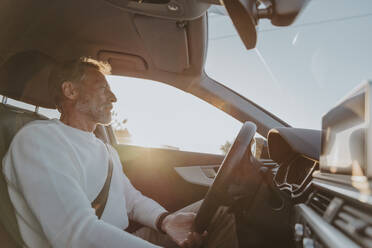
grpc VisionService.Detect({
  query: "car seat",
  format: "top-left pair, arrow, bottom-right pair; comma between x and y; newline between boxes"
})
0,102 -> 48,247
0,51 -> 56,247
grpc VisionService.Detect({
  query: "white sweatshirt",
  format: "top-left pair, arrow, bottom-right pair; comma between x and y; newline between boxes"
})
2,119 -> 167,248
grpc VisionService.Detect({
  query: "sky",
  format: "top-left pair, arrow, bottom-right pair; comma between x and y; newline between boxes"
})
8,0 -> 372,155
107,76 -> 242,154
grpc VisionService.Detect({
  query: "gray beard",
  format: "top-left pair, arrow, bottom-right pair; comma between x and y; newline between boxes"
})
75,99 -> 111,125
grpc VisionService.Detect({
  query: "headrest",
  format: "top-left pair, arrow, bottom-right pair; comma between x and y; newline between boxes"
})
0,51 -> 56,109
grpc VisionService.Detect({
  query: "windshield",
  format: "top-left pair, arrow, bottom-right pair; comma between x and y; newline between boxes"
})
206,0 -> 372,130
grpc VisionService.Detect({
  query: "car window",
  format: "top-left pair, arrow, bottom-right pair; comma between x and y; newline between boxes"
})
1,96 -> 60,119
3,97 -> 36,111
107,75 -> 242,154
38,107 -> 60,119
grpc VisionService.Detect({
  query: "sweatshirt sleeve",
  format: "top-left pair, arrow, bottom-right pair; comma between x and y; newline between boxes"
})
110,148 -> 167,231
5,124 -> 162,248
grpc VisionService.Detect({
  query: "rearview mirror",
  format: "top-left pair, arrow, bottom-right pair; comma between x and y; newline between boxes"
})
270,0 -> 310,26
219,0 -> 310,49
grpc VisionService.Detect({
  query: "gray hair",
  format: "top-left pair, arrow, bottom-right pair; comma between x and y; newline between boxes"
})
49,57 -> 111,111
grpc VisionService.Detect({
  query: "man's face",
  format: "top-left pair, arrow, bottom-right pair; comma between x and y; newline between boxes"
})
74,66 -> 117,125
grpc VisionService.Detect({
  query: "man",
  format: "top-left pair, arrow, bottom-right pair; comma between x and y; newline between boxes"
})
2,57 -> 206,248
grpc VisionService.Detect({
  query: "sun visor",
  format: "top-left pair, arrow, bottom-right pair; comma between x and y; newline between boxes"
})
134,15 -> 190,73
0,51 -> 56,109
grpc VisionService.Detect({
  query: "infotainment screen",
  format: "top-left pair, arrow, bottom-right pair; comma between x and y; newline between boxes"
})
320,81 -> 371,177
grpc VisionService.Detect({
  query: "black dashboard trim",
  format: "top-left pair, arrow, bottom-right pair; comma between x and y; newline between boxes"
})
268,127 -> 321,163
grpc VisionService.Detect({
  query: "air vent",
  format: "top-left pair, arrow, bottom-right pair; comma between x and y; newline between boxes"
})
308,191 -> 333,216
333,205 -> 372,248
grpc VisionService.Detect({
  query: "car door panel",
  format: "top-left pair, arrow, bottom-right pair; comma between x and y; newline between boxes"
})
114,144 -> 224,212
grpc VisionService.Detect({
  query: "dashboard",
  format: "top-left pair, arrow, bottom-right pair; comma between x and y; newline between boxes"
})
267,127 -> 372,248
268,127 -> 321,198
273,154 -> 317,197
174,124 -> 372,247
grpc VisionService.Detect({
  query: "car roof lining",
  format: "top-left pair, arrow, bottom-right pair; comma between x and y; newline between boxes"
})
0,0 -> 207,91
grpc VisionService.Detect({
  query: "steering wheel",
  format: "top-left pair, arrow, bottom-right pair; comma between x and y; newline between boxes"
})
193,121 -> 257,233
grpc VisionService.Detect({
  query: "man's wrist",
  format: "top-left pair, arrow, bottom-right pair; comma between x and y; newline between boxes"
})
156,212 -> 171,234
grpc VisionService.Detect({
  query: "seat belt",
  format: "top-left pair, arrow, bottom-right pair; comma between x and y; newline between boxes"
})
91,144 -> 114,219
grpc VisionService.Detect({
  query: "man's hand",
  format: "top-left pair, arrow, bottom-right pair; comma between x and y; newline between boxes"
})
161,212 -> 207,248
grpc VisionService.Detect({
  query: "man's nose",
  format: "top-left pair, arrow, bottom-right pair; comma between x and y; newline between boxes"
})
108,90 -> 117,103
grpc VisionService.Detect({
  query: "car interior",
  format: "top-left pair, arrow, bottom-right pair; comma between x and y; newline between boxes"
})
0,0 -> 371,248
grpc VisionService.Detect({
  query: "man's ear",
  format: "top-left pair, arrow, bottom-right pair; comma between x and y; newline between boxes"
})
61,81 -> 79,100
